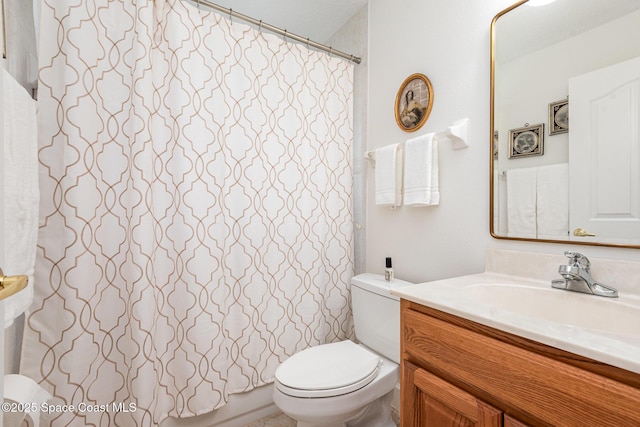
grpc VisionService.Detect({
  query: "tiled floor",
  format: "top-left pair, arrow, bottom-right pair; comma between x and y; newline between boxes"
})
244,412 -> 296,427
245,409 -> 400,426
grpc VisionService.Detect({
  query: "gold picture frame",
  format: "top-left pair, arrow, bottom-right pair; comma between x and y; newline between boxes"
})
394,73 -> 433,132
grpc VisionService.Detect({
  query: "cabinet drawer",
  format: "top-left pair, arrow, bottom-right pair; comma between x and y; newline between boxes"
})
403,308 -> 640,426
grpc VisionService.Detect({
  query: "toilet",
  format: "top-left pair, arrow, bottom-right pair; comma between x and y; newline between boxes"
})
273,273 -> 412,427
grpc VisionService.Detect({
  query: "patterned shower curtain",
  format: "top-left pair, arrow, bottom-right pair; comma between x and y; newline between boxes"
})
21,0 -> 354,425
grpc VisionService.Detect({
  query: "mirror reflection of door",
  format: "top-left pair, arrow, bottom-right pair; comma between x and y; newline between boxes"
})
569,56 -> 640,244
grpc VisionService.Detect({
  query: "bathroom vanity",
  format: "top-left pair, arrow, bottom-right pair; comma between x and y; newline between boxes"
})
399,300 -> 640,426
393,249 -> 640,426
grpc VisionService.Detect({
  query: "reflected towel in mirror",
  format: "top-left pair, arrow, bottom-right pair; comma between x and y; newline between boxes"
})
537,163 -> 569,239
506,167 -> 537,238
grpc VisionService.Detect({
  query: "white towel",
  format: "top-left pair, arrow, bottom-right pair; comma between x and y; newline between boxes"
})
2,68 -> 39,327
403,133 -> 439,206
374,144 -> 403,207
506,167 -> 537,238
537,163 -> 569,239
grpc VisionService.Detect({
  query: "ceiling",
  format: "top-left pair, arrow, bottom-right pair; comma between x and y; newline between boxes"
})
200,0 -> 368,43
496,0 -> 640,63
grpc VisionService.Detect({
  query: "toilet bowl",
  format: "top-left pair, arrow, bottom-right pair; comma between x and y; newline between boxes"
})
272,274 -> 413,427
273,342 -> 398,427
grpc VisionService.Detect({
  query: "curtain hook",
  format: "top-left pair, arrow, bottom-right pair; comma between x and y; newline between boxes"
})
284,29 -> 288,42
196,0 -> 200,10
259,20 -> 263,31
306,38 -> 310,48
229,8 -> 233,24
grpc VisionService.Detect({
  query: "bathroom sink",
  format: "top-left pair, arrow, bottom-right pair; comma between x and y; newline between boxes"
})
464,283 -> 640,339
390,258 -> 640,374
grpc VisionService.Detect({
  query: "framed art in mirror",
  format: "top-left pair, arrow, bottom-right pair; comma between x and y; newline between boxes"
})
395,73 -> 433,132
508,123 -> 544,158
549,99 -> 569,135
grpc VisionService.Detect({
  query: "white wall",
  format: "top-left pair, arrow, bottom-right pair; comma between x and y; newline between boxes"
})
327,5 -> 369,275
366,0 -> 640,285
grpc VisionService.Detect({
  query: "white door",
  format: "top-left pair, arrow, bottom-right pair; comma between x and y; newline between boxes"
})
569,56 -> 640,244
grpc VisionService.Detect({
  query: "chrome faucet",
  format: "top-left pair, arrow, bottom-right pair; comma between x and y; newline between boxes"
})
551,251 -> 618,298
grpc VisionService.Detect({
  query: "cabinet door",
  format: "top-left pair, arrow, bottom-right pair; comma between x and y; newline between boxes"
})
402,362 -> 502,427
503,415 -> 531,427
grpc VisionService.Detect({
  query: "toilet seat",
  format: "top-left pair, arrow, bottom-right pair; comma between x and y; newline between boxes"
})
274,341 -> 381,398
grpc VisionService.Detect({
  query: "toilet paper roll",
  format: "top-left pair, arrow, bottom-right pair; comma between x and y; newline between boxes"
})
4,374 -> 51,427
4,411 -> 27,427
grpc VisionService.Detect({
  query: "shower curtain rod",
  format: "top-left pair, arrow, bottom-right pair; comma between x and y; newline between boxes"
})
194,0 -> 362,64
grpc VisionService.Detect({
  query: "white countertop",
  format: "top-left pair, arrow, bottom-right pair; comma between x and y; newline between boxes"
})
392,272 -> 640,375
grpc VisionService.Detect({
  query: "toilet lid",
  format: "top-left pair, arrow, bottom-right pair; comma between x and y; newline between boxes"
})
274,341 -> 381,398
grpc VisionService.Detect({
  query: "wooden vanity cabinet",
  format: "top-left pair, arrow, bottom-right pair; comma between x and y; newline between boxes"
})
402,361 -> 503,426
400,299 -> 640,427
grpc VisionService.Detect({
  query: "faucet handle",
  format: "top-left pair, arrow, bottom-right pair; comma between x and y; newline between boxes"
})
564,251 -> 591,270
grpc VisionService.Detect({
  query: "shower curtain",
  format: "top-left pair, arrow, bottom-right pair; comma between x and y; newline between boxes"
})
21,0 -> 354,425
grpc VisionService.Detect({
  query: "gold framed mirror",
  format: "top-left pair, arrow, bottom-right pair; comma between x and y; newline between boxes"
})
490,0 -> 640,248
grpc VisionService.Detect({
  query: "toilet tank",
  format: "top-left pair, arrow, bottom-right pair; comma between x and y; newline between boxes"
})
351,273 -> 413,364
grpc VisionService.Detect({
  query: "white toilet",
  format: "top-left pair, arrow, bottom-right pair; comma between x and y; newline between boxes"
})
272,273 -> 412,427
